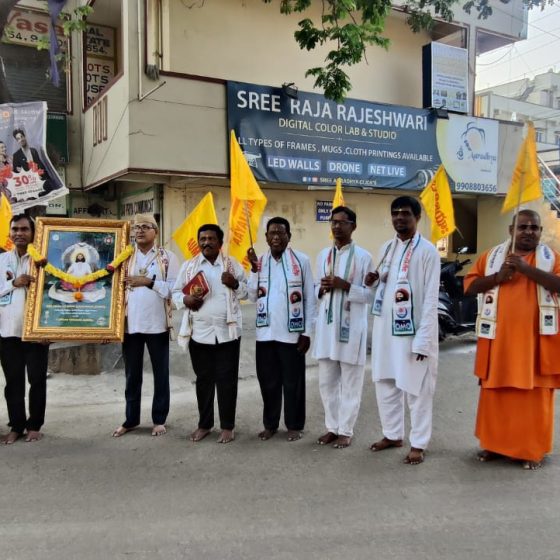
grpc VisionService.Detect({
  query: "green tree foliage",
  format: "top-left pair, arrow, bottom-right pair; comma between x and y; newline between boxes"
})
262,0 -> 553,102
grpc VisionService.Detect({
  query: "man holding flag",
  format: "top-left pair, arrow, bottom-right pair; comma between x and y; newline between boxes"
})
464,210 -> 560,470
367,196 -> 440,465
313,205 -> 373,450
246,217 -> 316,442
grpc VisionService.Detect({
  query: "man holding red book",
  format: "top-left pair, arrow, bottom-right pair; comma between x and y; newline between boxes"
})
173,224 -> 247,444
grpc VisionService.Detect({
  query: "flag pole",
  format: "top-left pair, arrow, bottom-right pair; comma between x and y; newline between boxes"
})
244,200 -> 254,248
510,123 -> 530,254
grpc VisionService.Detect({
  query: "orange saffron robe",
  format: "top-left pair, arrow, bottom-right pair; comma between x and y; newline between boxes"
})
463,250 -> 560,461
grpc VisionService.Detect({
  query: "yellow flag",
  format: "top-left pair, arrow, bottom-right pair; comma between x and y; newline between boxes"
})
0,194 -> 13,251
333,177 -> 345,208
228,130 -> 267,270
420,165 -> 456,243
172,192 -> 218,260
502,123 -> 542,213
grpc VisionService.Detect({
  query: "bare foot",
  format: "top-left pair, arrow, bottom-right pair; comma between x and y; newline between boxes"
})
1,431 -> 22,445
112,425 -> 137,438
333,435 -> 352,449
190,428 -> 211,442
287,430 -> 303,442
522,460 -> 543,470
316,431 -> 338,445
25,430 -> 43,443
403,447 -> 424,465
217,429 -> 235,444
477,449 -> 503,462
151,425 -> 167,437
258,429 -> 277,441
370,437 -> 403,452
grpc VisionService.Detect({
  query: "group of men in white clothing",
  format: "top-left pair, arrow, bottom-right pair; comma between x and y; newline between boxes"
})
0,196 -> 440,465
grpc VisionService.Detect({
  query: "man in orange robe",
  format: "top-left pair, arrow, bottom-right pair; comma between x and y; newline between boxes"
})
464,210 -> 560,470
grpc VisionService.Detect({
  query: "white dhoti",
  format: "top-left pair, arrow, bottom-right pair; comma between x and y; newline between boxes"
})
318,359 -> 365,437
374,373 -> 434,449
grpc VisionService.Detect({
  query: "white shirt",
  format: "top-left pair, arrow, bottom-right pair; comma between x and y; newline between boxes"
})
247,248 -> 316,343
312,242 -> 374,366
172,255 -> 247,344
126,246 -> 181,334
371,235 -> 440,396
0,250 -> 32,338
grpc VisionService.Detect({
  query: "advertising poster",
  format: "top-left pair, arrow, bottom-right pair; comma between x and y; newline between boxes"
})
436,114 -> 499,194
227,81 -> 441,190
426,43 -> 469,114
0,101 -> 68,212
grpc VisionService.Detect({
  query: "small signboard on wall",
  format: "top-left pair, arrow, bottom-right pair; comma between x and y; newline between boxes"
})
316,201 -> 333,222
85,24 -> 116,105
423,42 -> 468,114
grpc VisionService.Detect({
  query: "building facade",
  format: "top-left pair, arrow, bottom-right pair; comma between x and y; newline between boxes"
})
3,0 -> 535,262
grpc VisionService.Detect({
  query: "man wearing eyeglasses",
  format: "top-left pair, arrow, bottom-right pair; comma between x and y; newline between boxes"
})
313,205 -> 374,449
246,217 -> 316,442
464,209 -> 560,470
112,213 -> 180,438
367,196 -> 440,466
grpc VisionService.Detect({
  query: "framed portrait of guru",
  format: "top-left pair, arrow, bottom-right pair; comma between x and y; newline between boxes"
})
23,217 -> 131,342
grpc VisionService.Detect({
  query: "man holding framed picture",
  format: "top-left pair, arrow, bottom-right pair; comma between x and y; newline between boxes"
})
0,214 -> 49,444
112,213 -> 180,438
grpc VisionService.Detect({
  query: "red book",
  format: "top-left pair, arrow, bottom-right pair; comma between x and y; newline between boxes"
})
182,271 -> 210,298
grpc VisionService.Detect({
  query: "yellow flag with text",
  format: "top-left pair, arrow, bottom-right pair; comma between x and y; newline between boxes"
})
333,178 -> 345,208
0,194 -> 13,251
172,192 -> 218,260
420,165 -> 456,243
228,130 -> 267,270
502,123 -> 542,213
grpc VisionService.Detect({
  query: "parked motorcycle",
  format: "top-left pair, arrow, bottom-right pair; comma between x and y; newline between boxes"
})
438,247 -> 477,341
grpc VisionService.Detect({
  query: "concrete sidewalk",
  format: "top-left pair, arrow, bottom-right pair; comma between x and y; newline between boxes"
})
0,307 -> 559,560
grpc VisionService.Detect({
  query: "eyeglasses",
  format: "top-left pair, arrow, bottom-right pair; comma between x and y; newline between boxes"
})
516,224 -> 541,232
329,219 -> 354,227
133,224 -> 155,232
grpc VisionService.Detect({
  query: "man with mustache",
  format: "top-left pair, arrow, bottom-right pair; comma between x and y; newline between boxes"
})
113,213 -> 180,438
247,217 -> 316,442
173,224 -> 247,444
367,196 -> 440,466
464,209 -> 560,470
0,215 -> 49,444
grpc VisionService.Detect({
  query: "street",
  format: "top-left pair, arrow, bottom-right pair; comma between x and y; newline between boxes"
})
0,318 -> 559,560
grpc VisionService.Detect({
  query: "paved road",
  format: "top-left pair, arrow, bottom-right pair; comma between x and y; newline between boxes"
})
0,321 -> 559,559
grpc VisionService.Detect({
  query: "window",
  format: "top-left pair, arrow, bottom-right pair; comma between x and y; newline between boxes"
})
535,129 -> 545,143
555,132 -> 560,147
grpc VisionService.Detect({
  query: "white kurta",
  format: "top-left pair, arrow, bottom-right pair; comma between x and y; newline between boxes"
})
371,236 -> 440,396
0,250 -> 31,338
313,243 -> 373,366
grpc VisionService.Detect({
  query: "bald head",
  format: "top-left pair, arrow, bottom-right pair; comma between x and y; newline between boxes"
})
511,209 -> 540,227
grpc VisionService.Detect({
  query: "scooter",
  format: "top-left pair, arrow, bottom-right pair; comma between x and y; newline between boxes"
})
438,247 -> 477,341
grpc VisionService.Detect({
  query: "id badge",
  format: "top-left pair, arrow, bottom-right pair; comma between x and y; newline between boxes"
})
392,299 -> 414,336
476,317 -> 496,339
0,291 -> 12,306
540,308 -> 558,335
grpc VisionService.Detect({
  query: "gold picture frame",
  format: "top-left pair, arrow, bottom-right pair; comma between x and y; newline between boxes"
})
23,217 -> 130,342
